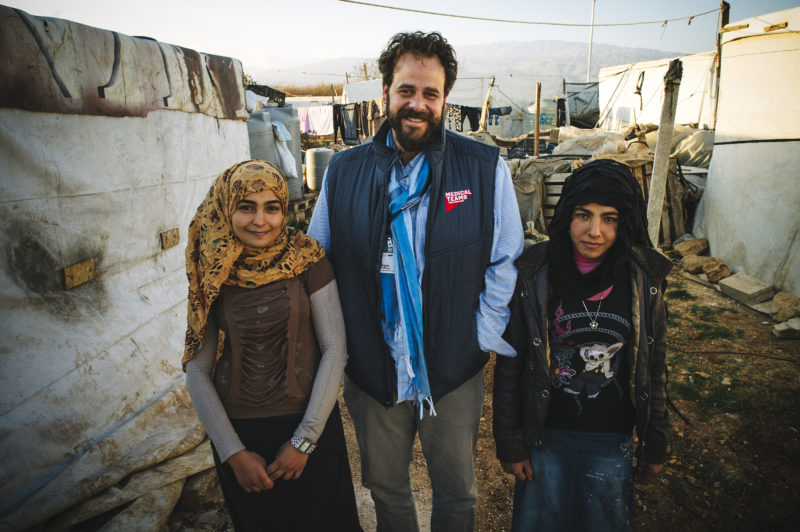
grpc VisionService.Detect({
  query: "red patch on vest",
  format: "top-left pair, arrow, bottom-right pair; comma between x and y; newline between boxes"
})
445,189 -> 472,212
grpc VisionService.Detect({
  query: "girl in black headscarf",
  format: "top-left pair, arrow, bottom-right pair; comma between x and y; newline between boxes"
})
493,159 -> 672,531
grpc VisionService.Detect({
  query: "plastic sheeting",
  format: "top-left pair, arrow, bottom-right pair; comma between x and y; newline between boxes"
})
0,7 -> 250,529
694,7 -> 800,296
343,74 -> 564,139
597,51 -> 716,130
0,7 -> 247,120
565,82 -> 599,128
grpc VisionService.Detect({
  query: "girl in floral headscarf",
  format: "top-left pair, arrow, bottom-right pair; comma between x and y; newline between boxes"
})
184,160 -> 360,531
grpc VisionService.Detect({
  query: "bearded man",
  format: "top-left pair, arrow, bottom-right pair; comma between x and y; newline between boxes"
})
308,31 -> 523,532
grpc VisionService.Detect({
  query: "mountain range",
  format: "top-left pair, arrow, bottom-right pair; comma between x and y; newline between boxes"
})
250,39 -> 687,87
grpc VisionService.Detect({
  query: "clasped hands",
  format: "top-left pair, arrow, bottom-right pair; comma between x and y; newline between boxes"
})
227,441 -> 309,493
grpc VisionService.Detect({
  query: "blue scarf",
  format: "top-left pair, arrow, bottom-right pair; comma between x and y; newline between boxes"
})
380,156 -> 435,418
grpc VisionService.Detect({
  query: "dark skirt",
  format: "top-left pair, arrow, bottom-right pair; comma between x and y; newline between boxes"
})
212,403 -> 362,532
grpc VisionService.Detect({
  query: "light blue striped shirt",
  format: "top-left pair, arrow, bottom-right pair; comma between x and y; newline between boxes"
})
308,143 -> 523,356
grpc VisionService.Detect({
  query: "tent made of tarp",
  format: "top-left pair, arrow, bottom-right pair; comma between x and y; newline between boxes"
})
693,7 -> 800,296
565,82 -> 599,128
0,6 -> 250,529
344,73 -> 563,110
597,50 -> 717,130
343,74 -> 565,138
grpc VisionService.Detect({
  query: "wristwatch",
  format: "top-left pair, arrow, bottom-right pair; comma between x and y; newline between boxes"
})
290,436 -> 317,454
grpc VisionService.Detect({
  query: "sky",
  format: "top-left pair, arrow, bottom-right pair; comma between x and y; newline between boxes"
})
7,0 -> 799,79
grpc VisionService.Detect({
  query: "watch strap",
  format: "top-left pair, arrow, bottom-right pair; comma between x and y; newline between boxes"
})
290,435 -> 317,454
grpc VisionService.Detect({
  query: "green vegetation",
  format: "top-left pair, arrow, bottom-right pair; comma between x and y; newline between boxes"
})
693,322 -> 735,341
666,289 -> 696,301
690,304 -> 717,320
667,309 -> 684,327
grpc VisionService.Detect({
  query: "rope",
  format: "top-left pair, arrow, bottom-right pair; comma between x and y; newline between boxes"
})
339,0 -> 718,28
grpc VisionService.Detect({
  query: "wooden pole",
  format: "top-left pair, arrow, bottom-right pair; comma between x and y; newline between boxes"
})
363,63 -> 369,81
712,1 -> 730,129
534,82 -> 541,157
478,76 -> 495,132
647,59 -> 683,247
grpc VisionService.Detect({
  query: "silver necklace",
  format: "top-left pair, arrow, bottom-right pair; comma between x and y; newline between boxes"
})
582,298 -> 603,330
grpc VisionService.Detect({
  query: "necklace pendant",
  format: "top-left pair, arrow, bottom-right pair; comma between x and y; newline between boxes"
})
590,320 -> 599,329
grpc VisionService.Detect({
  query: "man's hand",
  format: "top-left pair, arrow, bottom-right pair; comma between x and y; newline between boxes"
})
227,450 -> 274,492
634,461 -> 664,484
501,459 -> 534,482
266,441 -> 310,481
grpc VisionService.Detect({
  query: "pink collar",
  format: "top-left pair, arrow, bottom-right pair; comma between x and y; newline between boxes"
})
574,247 -> 613,301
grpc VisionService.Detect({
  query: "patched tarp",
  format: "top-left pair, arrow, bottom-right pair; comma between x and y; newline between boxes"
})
597,51 -> 716,130
0,6 -> 247,120
565,82 -> 599,128
0,7 -> 250,530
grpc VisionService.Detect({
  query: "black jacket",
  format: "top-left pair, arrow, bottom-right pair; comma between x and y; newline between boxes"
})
492,241 -> 672,464
325,120 -> 498,405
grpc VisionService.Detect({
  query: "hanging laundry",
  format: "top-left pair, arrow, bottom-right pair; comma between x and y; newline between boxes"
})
342,103 -> 359,145
446,104 -> 462,132
297,107 -> 311,134
306,106 -> 334,135
488,106 -> 512,125
333,104 -> 346,143
461,106 -> 481,132
369,98 -> 385,136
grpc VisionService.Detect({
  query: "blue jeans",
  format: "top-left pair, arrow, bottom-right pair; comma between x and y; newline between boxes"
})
511,429 -> 634,532
344,370 -> 484,532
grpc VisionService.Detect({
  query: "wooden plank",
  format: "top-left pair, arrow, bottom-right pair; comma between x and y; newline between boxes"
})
159,228 -> 180,250
63,258 -> 95,290
667,160 -> 686,239
764,22 -> 788,32
721,23 -> 749,33
647,58 -> 683,247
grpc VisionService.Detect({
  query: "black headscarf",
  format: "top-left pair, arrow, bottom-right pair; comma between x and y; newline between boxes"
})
547,159 -> 652,300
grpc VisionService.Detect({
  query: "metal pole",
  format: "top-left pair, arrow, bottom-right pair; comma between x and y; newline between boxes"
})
534,82 -> 541,157
586,0 -> 596,82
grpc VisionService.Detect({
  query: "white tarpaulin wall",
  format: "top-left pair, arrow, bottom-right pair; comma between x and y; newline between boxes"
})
597,51 -> 717,130
693,7 -> 800,296
0,7 -> 249,529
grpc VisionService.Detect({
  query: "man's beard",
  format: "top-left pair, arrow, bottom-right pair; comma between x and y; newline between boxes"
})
387,99 -> 444,153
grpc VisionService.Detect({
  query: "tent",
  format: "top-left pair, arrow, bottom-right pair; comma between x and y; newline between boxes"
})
0,6 -> 249,528
343,73 -> 565,138
693,7 -> 800,296
565,81 -> 599,128
597,51 -> 717,130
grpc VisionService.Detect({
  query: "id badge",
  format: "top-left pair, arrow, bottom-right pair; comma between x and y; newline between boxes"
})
380,236 -> 395,274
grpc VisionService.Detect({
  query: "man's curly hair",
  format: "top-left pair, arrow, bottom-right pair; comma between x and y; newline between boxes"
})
378,31 -> 458,94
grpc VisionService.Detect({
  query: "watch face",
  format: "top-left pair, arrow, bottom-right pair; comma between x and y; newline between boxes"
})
299,440 -> 311,453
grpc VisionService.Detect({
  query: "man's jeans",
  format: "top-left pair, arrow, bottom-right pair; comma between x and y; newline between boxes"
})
344,369 -> 484,532
510,428 -> 634,532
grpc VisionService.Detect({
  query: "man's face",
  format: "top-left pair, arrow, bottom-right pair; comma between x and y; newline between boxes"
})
383,52 -> 447,155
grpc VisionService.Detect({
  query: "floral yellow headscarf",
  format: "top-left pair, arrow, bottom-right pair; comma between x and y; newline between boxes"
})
183,160 -> 325,368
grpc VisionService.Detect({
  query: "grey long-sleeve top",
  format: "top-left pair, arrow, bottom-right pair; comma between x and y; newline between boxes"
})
185,279 -> 348,463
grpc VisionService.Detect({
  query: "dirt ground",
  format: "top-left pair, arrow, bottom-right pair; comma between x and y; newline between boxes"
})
169,267 -> 799,531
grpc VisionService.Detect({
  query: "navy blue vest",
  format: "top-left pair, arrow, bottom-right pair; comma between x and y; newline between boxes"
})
325,121 -> 498,405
